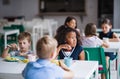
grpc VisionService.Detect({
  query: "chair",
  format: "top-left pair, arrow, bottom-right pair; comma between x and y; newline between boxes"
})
83,47 -> 110,79
32,24 -> 43,54
3,24 -> 24,44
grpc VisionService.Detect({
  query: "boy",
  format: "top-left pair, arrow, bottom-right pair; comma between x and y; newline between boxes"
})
2,32 -> 33,58
22,35 -> 73,79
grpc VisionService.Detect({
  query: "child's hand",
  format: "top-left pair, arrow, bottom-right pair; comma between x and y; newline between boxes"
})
60,44 -> 72,51
8,43 -> 18,50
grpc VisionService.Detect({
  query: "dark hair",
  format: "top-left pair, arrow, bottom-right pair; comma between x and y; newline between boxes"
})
101,18 -> 112,25
55,27 -> 82,46
85,23 -> 97,36
64,16 -> 77,28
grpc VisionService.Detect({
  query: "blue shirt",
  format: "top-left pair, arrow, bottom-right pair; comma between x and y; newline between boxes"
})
59,45 -> 83,60
22,59 -> 64,79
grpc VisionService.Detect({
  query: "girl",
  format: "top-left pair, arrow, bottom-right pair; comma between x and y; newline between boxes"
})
99,18 -> 120,42
81,23 -> 108,48
55,27 -> 85,60
81,23 -> 109,79
56,16 -> 80,35
99,18 -> 119,60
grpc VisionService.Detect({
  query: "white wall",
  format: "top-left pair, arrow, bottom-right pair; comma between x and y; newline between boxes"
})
0,0 -> 38,20
0,0 -> 98,31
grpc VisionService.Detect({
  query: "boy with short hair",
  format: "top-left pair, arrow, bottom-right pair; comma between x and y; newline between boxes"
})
2,32 -> 33,58
22,35 -> 73,79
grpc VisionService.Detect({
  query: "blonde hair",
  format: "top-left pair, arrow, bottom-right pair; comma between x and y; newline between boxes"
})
36,36 -> 58,59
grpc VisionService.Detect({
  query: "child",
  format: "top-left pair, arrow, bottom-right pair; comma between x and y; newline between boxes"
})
2,32 -> 33,58
56,16 -> 80,35
81,23 -> 109,48
81,23 -> 109,79
55,27 -> 85,60
22,35 -> 73,79
99,18 -> 120,42
99,18 -> 119,60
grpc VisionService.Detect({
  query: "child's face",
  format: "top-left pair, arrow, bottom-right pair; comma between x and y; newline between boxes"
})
67,19 -> 76,29
101,24 -> 111,34
18,38 -> 31,52
65,31 -> 77,47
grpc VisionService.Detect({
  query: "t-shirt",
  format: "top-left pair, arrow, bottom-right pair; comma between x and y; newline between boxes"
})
22,59 -> 64,79
81,36 -> 103,47
99,31 -> 113,39
59,45 -> 83,60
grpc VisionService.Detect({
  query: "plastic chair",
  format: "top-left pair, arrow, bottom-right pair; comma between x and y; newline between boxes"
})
32,24 -> 43,54
3,24 -> 24,44
83,47 -> 110,79
41,19 -> 53,37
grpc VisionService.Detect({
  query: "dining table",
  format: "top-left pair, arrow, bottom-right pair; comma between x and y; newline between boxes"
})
0,57 -> 98,79
104,41 -> 120,79
69,60 -> 98,79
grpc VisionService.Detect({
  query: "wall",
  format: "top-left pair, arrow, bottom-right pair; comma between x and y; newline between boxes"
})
114,0 -> 120,28
0,0 -> 98,31
0,0 -> 38,20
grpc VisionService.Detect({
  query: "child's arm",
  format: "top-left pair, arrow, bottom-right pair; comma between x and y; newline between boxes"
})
59,60 -> 74,79
2,43 -> 18,58
101,42 -> 109,48
55,44 -> 72,59
78,50 -> 85,60
59,60 -> 70,71
109,32 -> 120,42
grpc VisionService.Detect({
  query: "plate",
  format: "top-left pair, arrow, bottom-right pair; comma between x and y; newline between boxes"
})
4,56 -> 25,62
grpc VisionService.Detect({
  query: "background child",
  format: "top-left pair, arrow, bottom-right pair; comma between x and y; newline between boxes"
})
56,16 -> 80,35
2,32 -> 33,58
99,18 -> 119,60
55,27 -> 85,60
22,35 -> 73,79
81,23 -> 109,79
99,18 -> 120,42
81,23 -> 109,48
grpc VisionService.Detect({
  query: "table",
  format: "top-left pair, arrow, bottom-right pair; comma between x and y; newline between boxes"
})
0,58 -> 26,79
104,42 -> 120,79
0,29 -> 19,48
70,60 -> 98,79
0,58 -> 98,79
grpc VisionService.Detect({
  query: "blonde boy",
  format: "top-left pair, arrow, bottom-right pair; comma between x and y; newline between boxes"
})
22,35 -> 73,79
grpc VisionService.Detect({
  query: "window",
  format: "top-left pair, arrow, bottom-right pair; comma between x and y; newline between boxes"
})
39,0 -> 86,15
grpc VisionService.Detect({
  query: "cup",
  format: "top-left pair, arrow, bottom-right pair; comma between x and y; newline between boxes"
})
28,54 -> 36,62
103,37 -> 109,43
64,57 -> 73,67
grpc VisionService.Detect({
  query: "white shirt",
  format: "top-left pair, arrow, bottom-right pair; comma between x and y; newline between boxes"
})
81,36 -> 103,47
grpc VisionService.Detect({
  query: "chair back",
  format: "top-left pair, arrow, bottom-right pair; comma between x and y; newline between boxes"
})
83,47 -> 109,79
32,25 -> 43,53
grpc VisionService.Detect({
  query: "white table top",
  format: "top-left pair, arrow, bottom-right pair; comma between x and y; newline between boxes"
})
0,58 -> 26,74
0,58 -> 98,79
104,42 -> 120,52
70,60 -> 98,79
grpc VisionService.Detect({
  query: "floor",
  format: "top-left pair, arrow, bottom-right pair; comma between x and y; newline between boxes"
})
98,59 -> 117,79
